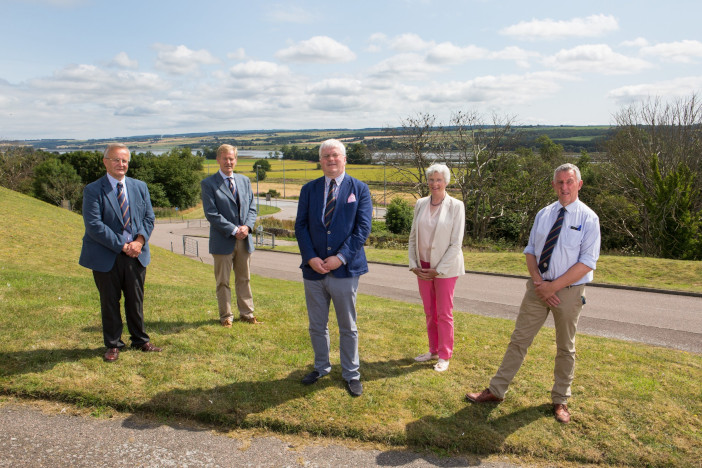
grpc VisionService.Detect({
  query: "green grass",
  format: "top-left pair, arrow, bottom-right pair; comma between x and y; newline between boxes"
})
1,186 -> 701,467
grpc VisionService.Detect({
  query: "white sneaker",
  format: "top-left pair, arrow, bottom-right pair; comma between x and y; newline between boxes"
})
414,352 -> 439,362
434,359 -> 449,372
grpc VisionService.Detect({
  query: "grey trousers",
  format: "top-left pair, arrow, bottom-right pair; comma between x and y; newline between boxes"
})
303,275 -> 360,382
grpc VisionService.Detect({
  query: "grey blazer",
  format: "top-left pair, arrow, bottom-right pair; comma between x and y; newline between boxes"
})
200,171 -> 257,254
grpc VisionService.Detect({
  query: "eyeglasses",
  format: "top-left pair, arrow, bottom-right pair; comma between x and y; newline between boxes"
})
104,157 -> 129,165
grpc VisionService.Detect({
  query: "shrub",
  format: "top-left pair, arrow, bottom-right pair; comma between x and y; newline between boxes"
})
385,197 -> 413,234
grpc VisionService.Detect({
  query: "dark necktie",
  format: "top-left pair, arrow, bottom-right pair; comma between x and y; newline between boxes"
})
116,182 -> 132,235
324,179 -> 337,227
538,206 -> 566,273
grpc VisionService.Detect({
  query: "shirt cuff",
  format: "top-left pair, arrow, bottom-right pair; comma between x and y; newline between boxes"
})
336,253 -> 346,265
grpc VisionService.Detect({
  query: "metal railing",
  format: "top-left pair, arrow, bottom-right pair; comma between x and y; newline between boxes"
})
255,225 -> 276,248
183,236 -> 199,257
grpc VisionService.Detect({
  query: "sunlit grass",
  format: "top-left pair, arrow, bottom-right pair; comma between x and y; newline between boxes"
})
1,186 -> 700,467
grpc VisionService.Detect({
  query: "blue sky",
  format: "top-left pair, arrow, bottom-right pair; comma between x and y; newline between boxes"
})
2,0 -> 701,140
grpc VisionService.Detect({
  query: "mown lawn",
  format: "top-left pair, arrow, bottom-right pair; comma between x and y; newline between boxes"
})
1,186 -> 700,467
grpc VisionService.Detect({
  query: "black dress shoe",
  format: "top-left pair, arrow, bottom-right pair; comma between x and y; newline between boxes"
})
103,348 -> 119,362
346,379 -> 363,397
301,370 -> 321,385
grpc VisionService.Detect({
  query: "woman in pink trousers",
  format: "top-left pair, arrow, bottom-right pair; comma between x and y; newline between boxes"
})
408,163 -> 465,372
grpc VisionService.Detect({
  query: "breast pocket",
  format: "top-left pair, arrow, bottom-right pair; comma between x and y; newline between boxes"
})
561,225 -> 584,249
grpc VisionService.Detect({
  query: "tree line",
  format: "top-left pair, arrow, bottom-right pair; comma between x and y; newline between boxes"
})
379,96 -> 702,260
0,147 -> 203,211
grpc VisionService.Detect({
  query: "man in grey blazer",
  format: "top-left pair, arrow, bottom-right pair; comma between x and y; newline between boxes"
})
201,144 -> 259,327
79,143 -> 161,362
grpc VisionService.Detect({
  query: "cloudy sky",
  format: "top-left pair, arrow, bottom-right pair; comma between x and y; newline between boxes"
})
2,0 -> 701,140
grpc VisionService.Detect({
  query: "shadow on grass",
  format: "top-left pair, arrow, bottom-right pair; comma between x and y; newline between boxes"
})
80,319 -> 216,336
0,347 -> 101,376
124,358 -> 426,434
375,402 -> 552,465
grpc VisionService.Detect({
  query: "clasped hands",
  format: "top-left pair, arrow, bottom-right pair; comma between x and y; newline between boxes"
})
533,279 -> 561,307
308,256 -> 342,275
122,236 -> 145,258
411,267 -> 438,281
234,225 -> 250,240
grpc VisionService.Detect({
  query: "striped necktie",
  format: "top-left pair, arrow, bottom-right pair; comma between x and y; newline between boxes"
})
538,206 -> 565,274
324,179 -> 337,227
228,177 -> 238,203
116,182 -> 132,235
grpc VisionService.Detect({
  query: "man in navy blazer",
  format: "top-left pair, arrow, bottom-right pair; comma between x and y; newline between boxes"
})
295,139 -> 372,397
201,144 -> 259,327
79,143 -> 161,362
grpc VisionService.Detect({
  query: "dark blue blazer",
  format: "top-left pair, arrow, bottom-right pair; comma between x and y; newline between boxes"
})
295,174 -> 372,280
79,175 -> 155,273
200,172 -> 257,255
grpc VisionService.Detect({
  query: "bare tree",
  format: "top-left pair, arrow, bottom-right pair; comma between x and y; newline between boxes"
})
384,113 -> 444,199
605,94 -> 702,258
446,111 -> 527,241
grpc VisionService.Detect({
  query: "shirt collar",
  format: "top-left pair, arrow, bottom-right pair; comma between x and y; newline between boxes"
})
325,173 -> 345,186
106,173 -> 125,189
219,170 -> 234,179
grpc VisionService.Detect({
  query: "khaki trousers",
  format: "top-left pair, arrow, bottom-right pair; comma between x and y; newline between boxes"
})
489,279 -> 585,404
213,239 -> 254,321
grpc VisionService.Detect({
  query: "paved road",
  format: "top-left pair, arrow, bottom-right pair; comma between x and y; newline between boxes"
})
0,401 -> 516,468
154,220 -> 702,354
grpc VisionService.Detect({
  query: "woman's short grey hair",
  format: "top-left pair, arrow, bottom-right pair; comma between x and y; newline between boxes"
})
426,163 -> 450,184
553,163 -> 581,182
318,139 -> 346,158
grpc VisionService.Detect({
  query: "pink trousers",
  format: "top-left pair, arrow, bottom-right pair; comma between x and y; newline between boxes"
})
417,261 -> 458,360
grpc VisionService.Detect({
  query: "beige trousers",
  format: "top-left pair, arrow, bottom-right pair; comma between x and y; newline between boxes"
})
213,239 -> 254,321
489,279 -> 585,404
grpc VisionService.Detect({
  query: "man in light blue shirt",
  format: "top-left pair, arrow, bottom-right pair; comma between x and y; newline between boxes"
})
466,163 -> 601,424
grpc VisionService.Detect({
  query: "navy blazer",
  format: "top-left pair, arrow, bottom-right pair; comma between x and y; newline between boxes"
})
201,172 -> 257,255
295,174 -> 372,280
79,175 -> 155,273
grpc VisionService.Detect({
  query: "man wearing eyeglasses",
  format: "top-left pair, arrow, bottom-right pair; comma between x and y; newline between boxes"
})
79,143 -> 161,362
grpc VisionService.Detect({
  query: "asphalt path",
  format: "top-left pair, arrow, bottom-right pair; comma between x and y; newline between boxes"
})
154,220 -> 702,354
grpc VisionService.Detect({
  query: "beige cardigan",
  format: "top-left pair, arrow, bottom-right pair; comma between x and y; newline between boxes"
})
408,195 -> 465,278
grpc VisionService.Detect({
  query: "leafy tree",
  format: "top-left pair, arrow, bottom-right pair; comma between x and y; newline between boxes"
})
0,146 -> 49,194
604,94 -> 702,258
385,197 -> 413,234
32,157 -> 83,208
129,148 -> 203,208
535,135 -> 564,163
253,159 -> 270,181
347,142 -> 372,164
59,150 -> 105,185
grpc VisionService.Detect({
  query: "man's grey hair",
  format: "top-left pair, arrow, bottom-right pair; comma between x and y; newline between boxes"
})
318,139 -> 346,158
553,163 -> 581,182
426,163 -> 451,184
103,143 -> 130,159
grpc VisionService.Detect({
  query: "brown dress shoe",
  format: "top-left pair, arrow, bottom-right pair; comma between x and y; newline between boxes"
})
465,388 -> 504,403
240,315 -> 262,324
134,342 -> 162,352
103,348 -> 119,362
554,404 -> 571,424
221,319 -> 233,328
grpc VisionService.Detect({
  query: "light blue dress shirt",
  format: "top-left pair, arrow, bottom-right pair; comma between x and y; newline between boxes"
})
524,199 -> 601,285
106,173 -> 133,243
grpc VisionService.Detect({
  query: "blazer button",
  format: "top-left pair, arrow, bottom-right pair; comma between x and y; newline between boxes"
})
327,230 -> 331,234
327,247 -> 331,251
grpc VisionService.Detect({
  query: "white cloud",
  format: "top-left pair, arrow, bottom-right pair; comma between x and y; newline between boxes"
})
640,40 -> 702,63
418,72 -> 572,105
30,64 -> 166,95
266,4 -> 318,23
109,52 -> 138,69
621,37 -> 649,48
390,33 -> 435,52
608,76 -> 702,104
426,42 -> 488,64
227,48 -> 247,60
490,46 -> 540,68
153,44 -> 219,75
228,60 -> 290,78
501,14 -> 619,40
275,36 -> 356,63
543,44 -> 652,74
369,53 -> 445,80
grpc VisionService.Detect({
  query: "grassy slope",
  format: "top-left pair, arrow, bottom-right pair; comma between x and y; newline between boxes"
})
0,186 -> 700,467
